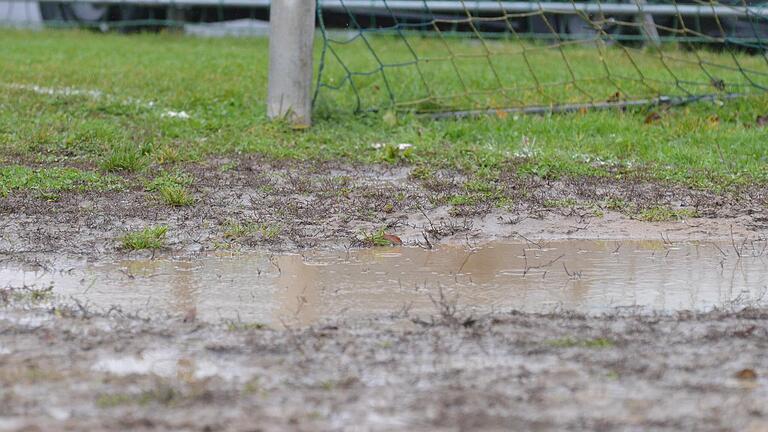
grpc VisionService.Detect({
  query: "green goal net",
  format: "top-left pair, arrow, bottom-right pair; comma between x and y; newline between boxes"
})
314,0 -> 768,116
2,0 -> 768,118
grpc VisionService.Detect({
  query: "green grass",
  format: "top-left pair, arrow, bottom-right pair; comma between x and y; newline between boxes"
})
1,29 -> 767,192
0,165 -> 122,196
223,220 -> 281,242
101,144 -> 148,173
144,170 -> 195,206
547,337 -> 615,349
121,225 -> 168,250
637,206 -> 699,222
157,184 -> 196,206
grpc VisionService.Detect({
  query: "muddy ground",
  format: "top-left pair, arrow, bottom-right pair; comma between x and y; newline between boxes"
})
2,158 -> 768,431
1,302 -> 767,432
1,156 -> 767,262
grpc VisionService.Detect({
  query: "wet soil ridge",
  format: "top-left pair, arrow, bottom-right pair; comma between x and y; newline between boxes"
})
1,157 -> 767,260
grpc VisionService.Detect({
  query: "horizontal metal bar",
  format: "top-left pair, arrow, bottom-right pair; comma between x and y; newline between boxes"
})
324,1 -> 768,18
17,0 -> 768,18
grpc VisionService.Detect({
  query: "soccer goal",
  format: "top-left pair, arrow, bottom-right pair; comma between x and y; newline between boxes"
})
2,0 -> 767,126
269,0 -> 768,126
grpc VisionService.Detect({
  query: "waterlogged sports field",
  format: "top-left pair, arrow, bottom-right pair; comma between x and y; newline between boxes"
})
2,28 -> 768,431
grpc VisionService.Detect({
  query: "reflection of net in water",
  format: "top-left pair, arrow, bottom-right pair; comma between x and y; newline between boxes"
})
314,0 -> 768,115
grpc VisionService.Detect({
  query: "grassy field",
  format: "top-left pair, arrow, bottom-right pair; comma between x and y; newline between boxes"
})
1,28 -> 767,193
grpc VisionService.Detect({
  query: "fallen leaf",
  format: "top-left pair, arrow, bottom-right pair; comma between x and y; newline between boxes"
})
735,368 -> 758,380
382,233 -> 403,245
756,115 -> 768,127
644,112 -> 662,124
495,109 -> 508,120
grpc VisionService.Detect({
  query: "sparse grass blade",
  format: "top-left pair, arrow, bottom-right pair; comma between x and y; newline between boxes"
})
121,226 -> 168,251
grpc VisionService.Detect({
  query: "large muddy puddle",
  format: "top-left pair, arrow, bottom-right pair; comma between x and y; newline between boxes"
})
2,240 -> 767,325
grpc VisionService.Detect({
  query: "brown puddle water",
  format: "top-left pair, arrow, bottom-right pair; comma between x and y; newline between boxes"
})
2,240 -> 767,325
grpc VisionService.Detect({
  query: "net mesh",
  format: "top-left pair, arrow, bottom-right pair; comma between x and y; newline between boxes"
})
314,0 -> 768,115
2,0 -> 768,117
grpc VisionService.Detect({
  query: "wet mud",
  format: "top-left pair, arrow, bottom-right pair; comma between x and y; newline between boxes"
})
1,306 -> 767,431
2,158 -> 768,431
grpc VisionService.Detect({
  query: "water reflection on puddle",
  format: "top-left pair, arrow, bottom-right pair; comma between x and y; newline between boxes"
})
2,240 -> 767,325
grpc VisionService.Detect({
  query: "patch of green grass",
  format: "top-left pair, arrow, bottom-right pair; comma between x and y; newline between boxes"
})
95,386 -> 180,408
543,198 -> 579,208
225,321 -> 267,332
121,225 -> 168,250
101,144 -> 148,173
448,194 -> 479,206
1,286 -> 54,305
145,169 -> 193,190
409,166 -> 434,181
158,184 -> 196,206
547,337 -> 615,349
145,170 -> 196,206
637,206 -> 699,222
602,198 -> 631,212
95,393 -> 135,409
223,220 -> 281,242
0,165 -> 122,196
360,228 -> 396,247
1,29 -> 767,191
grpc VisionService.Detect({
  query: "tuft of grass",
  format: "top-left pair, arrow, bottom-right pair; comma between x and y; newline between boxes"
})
602,198 -> 630,212
362,229 -> 391,247
145,170 -> 194,191
95,385 -> 180,408
360,228 -> 402,247
145,170 -> 196,206
637,206 -> 699,222
121,226 -> 168,250
2,285 -> 54,305
0,165 -> 123,196
547,337 -> 615,349
225,321 -> 267,332
223,221 -> 281,242
158,184 -> 196,206
409,166 -> 434,181
101,145 -> 147,173
543,198 -> 579,208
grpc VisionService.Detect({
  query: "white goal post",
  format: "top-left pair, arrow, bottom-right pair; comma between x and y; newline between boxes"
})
267,0 -> 316,127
